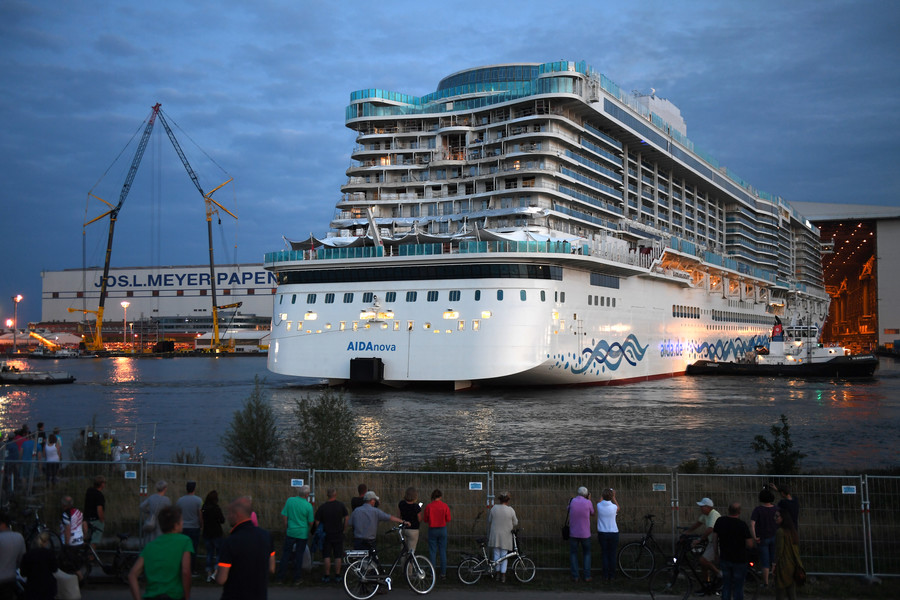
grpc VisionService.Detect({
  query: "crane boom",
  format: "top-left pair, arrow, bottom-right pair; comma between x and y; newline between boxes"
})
85,103 -> 161,351
156,111 -> 237,351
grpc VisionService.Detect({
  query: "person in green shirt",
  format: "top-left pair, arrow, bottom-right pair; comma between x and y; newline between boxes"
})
276,484 -> 315,584
128,505 -> 193,600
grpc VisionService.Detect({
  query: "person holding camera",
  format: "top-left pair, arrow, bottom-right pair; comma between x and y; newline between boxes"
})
568,486 -> 594,582
596,487 -> 619,582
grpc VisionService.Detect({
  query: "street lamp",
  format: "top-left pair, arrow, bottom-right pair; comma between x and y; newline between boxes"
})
11,295 -> 22,354
121,301 -> 130,351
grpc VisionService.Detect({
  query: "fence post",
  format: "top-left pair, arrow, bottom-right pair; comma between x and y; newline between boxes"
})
671,471 -> 679,556
861,474 -> 875,582
309,468 -> 316,504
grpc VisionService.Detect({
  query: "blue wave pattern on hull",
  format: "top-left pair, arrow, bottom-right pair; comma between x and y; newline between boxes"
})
564,334 -> 649,375
694,335 -> 767,361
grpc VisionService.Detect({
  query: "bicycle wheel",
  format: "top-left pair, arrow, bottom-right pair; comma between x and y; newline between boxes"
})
743,566 -> 761,600
115,553 -> 139,584
649,566 -> 692,600
343,558 -> 380,600
512,556 -> 536,583
618,541 -> 655,579
405,554 -> 436,594
457,556 -> 483,585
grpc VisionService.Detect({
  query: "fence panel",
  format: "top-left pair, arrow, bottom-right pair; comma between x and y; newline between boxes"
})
494,472 -> 675,573
866,475 -> 900,577
676,473 -> 868,576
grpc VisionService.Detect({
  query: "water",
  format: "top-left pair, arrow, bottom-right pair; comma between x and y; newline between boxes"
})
2,355 -> 899,471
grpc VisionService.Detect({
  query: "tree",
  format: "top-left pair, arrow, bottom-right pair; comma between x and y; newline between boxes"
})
282,388 -> 361,470
751,413 -> 806,474
221,376 -> 281,467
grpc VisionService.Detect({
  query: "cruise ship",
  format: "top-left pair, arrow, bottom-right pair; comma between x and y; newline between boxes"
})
265,61 -> 829,388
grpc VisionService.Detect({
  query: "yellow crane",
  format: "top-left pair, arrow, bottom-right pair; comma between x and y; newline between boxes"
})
76,103 -> 237,352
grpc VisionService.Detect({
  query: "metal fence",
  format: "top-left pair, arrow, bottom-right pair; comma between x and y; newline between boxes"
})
2,459 -> 897,579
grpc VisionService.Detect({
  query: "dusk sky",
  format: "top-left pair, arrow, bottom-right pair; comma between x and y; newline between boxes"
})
2,0 -> 899,325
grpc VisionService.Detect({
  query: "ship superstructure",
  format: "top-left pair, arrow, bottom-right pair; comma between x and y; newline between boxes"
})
265,61 -> 829,388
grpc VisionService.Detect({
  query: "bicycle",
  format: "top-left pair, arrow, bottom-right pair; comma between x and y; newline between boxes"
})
60,522 -> 138,584
457,528 -> 536,584
618,513 -> 666,579
649,534 -> 761,600
342,524 -> 436,599
21,504 -> 63,554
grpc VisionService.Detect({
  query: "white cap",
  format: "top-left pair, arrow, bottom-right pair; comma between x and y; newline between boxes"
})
697,497 -> 714,507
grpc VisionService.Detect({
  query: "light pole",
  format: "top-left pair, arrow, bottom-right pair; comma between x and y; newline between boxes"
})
11,294 -> 22,354
121,301 -> 130,351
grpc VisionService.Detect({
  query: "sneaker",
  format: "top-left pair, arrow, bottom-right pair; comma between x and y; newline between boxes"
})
321,575 -> 332,583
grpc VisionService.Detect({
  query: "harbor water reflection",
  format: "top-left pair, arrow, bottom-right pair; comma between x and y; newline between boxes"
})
1,355 -> 898,471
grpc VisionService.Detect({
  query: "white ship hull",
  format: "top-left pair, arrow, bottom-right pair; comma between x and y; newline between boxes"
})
266,244 -> 815,388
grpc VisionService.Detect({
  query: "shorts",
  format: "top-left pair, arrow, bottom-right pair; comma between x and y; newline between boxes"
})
322,536 -> 344,559
702,533 -> 718,561
89,519 -> 104,545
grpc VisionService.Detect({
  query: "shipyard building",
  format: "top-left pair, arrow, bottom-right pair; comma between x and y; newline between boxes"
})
38,264 -> 274,351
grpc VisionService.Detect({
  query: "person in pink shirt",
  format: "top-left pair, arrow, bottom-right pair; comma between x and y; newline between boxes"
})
568,486 -> 595,582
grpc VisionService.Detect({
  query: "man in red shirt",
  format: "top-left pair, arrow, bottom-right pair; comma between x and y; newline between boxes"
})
422,489 -> 451,578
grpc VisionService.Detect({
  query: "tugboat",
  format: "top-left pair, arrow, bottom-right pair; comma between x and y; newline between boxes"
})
0,361 -> 76,385
686,318 -> 878,378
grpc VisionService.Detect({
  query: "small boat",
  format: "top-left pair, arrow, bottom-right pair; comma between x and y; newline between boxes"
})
686,319 -> 878,378
0,361 -> 76,385
29,346 -> 80,359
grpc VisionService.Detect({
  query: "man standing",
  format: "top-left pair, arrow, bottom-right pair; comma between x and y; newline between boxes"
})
348,490 -> 405,552
60,496 -> 85,548
141,480 -> 172,541
216,496 -> 275,600
350,483 -> 368,511
568,486 -> 594,582
276,484 -> 314,585
127,506 -> 193,600
685,497 -> 721,592
0,511 -> 26,600
314,487 -> 348,583
714,502 -> 754,600
84,475 -> 107,550
176,481 -> 203,575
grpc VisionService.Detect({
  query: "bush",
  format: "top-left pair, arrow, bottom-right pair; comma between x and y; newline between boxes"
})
281,388 -> 361,470
221,376 -> 281,467
751,413 -> 806,474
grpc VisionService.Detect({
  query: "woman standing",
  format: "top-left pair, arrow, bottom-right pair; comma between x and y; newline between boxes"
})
773,510 -> 802,600
751,487 -> 778,587
43,434 -> 61,487
595,487 -> 619,582
398,487 -> 422,552
422,489 -> 451,579
201,490 -> 225,582
487,491 -> 518,583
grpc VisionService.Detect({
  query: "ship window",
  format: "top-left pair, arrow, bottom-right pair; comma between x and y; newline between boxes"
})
612,298 -> 616,308
352,321 -> 358,331
307,293 -> 317,304
177,290 -> 184,297
362,292 -> 374,303
223,289 -> 230,295
588,296 -> 592,306
248,289 -> 255,295
291,295 -> 297,304
427,291 -> 439,302
406,291 -> 417,302
423,322 -> 432,330
449,290 -> 461,301
393,321 -> 400,331
561,292 -> 566,302
458,320 -> 465,331
407,320 -> 414,331
601,296 -> 605,307
540,290 -> 546,302
325,293 -> 335,304
520,290 -> 527,301
343,293 -> 354,303
126,291 -> 133,298
339,321 -> 346,331
474,290 -> 481,301
497,290 -> 504,301
385,291 -> 397,302
152,290 -> 159,298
